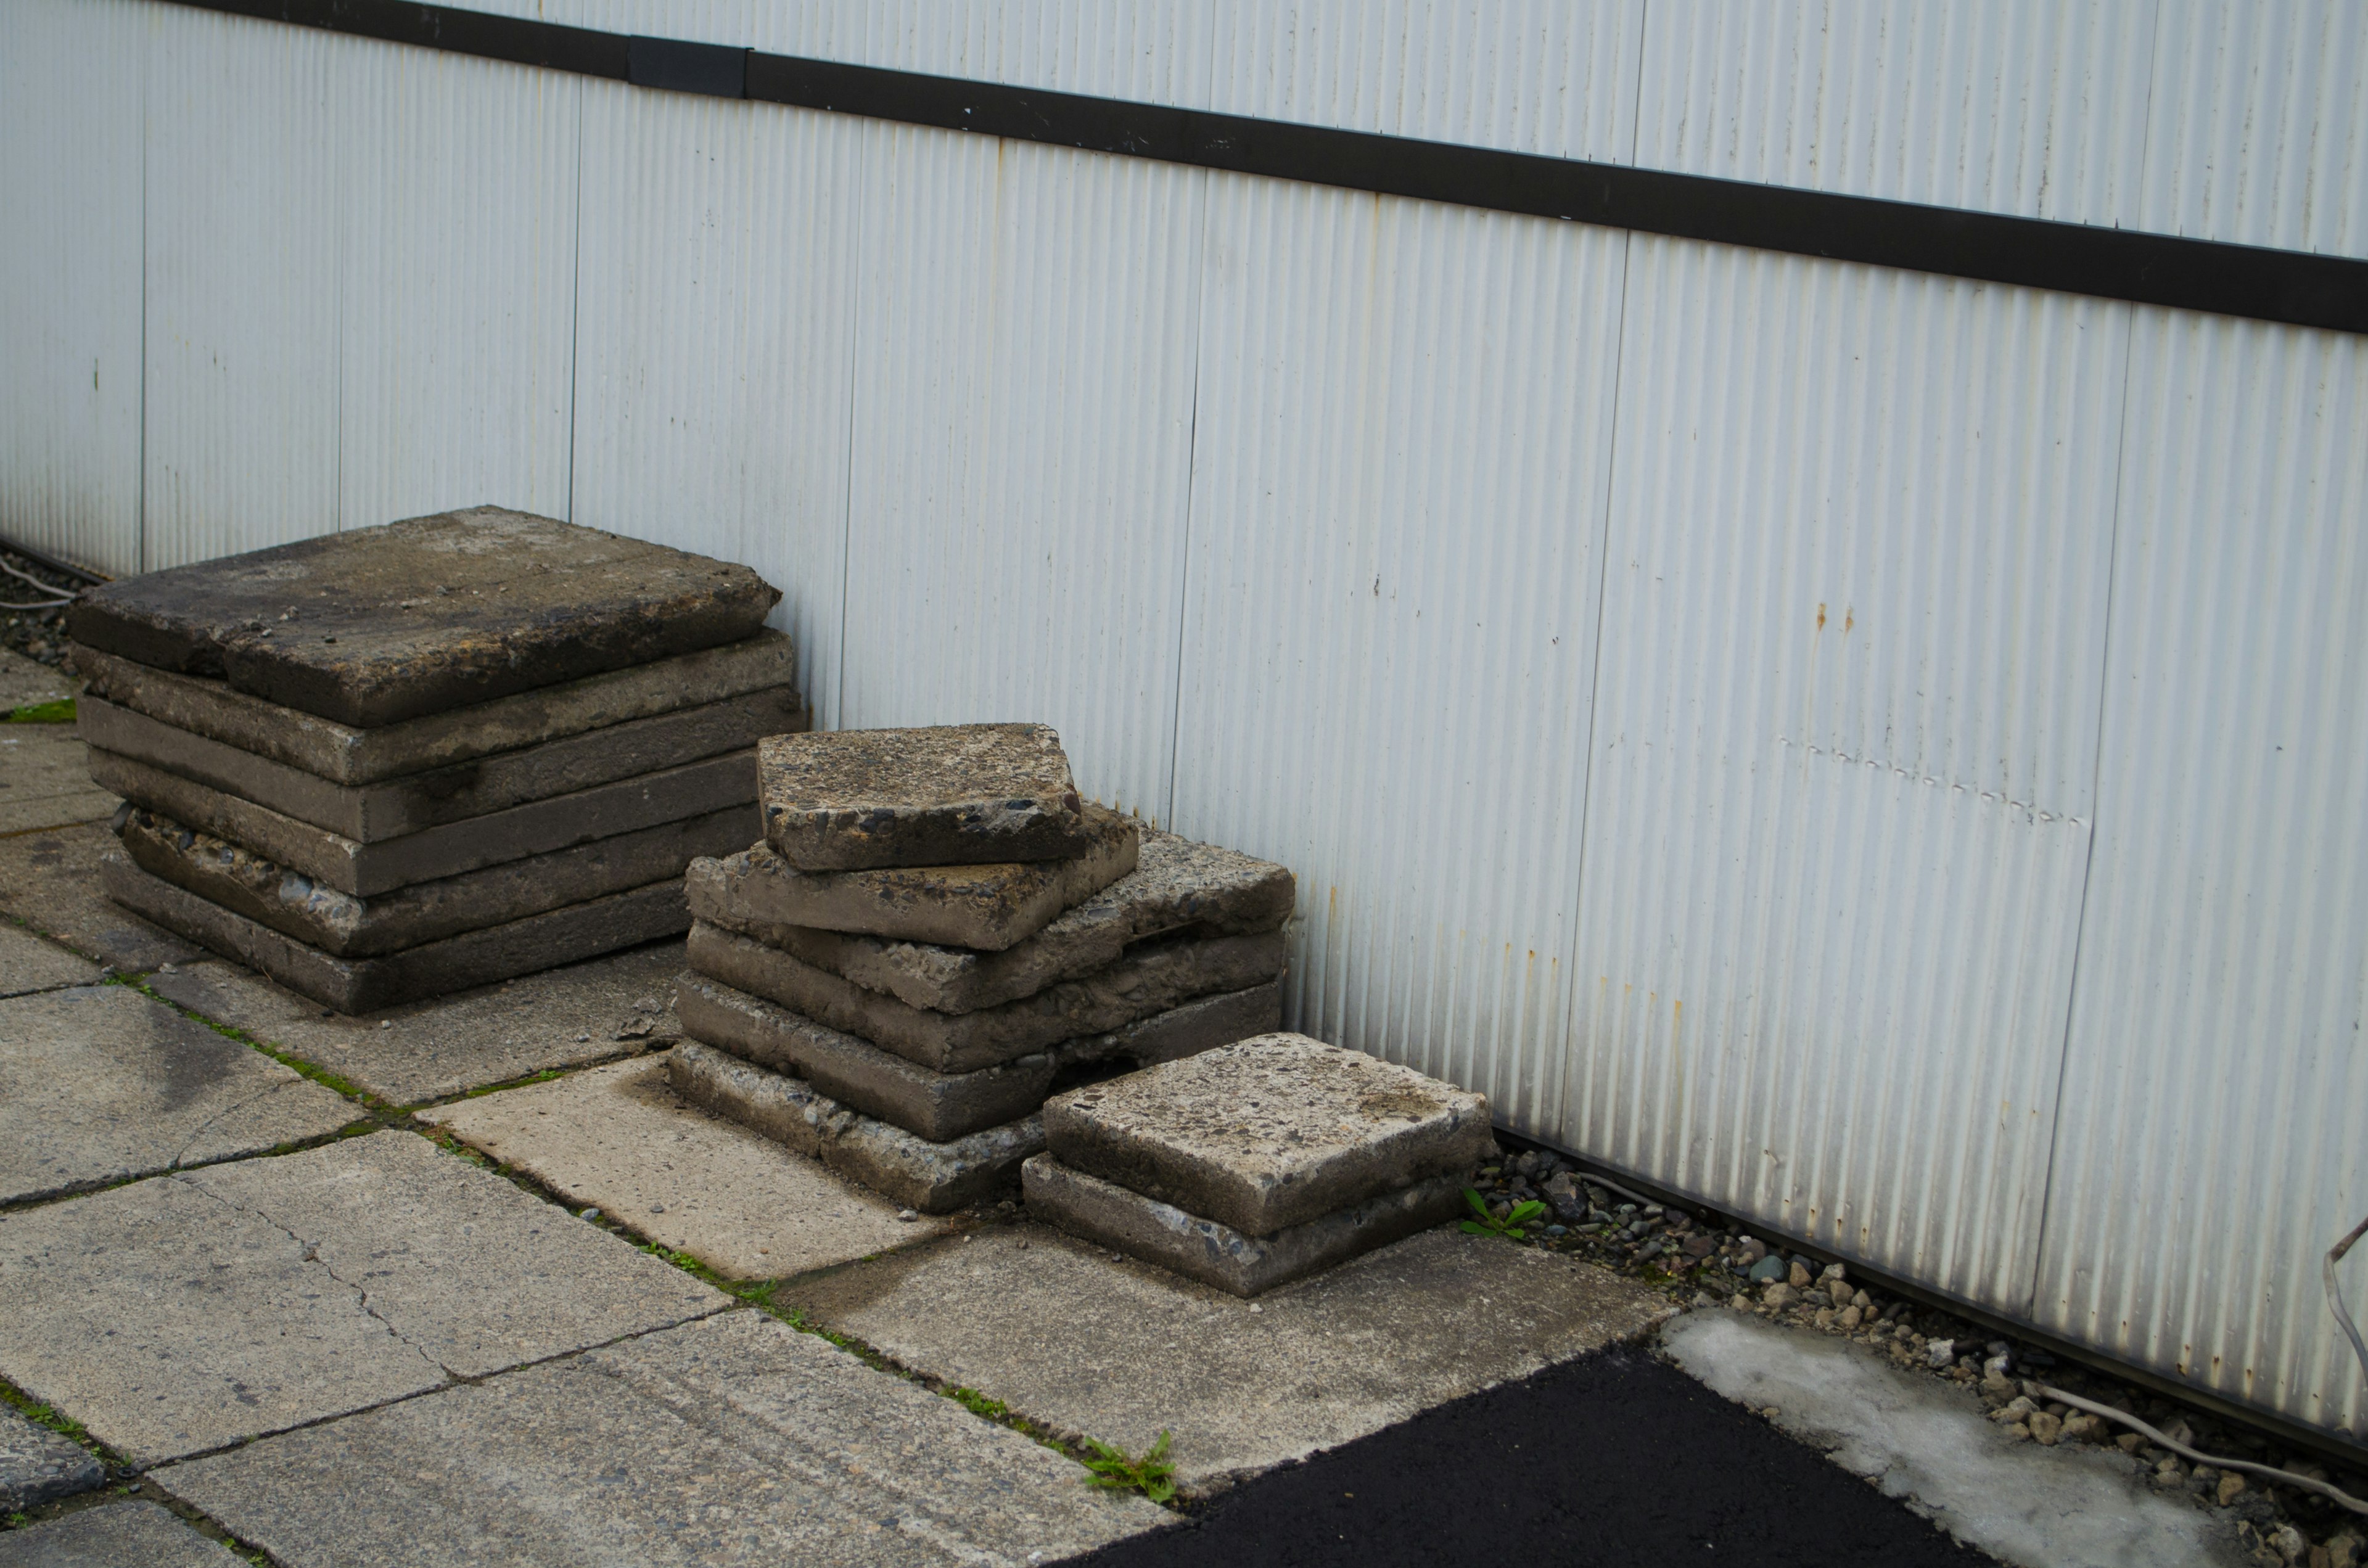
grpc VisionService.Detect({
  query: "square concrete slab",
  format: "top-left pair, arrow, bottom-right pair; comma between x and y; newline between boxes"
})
1045,1033 -> 1494,1236
419,1055 -> 949,1279
157,1311 -> 1166,1567
68,508 -> 780,726
0,921 -> 101,998
0,1132 -> 726,1465
789,1222 -> 1674,1496
0,647 -> 75,713
0,823 -> 202,972
0,985 -> 357,1205
0,1403 -> 103,1514
0,726 -> 117,835
758,723 -> 1087,870
0,1500 -> 247,1567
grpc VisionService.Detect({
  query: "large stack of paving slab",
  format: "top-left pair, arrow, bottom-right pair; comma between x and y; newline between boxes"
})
67,507 -> 799,1013
665,723 -> 1295,1214
1024,1033 -> 1495,1295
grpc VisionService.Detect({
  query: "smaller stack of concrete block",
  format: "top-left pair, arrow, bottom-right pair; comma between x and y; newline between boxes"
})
667,723 -> 1294,1213
1024,1033 -> 1494,1295
70,507 -> 800,1012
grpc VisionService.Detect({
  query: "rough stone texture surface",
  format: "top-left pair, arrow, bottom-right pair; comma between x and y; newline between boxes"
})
693,803 -> 1138,951
89,747 -> 758,897
1024,1155 -> 1469,1297
0,822 -> 202,971
142,943 -> 682,1105
1045,1033 -> 1492,1236
0,1501 -> 246,1567
75,632 -> 799,786
0,985 -> 356,1205
1661,1311 -> 2247,1568
758,723 -> 1086,870
104,853 -> 689,1014
0,1132 -> 726,1466
419,1056 -> 950,1279
68,509 -> 780,726
0,647 -> 74,712
688,921 -> 1285,1073
666,1039 -> 1042,1213
120,803 -> 752,958
717,827 -> 1296,1012
792,1223 -> 1674,1495
0,726 -> 117,835
81,685 -> 800,840
0,922 -> 101,998
0,1405 -> 103,1514
157,1312 -> 1164,1567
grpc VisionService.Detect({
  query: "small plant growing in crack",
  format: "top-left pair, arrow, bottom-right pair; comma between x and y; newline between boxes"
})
1082,1430 -> 1176,1504
1461,1188 -> 1547,1241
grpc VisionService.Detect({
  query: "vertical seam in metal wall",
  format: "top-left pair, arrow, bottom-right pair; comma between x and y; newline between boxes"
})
138,0 -> 149,571
331,30 -> 343,533
561,80 -> 585,524
832,122 -> 873,731
1161,170 -> 1209,831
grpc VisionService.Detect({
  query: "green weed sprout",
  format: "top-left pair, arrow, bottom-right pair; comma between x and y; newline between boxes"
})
1082,1430 -> 1176,1504
1461,1187 -> 1546,1241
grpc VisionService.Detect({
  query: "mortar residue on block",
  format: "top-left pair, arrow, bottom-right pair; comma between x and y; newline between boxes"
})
118,803 -> 754,958
665,1038 -> 1042,1212
80,684 -> 802,841
758,723 -> 1086,870
690,802 -> 1138,951
73,632 -> 799,786
1045,1033 -> 1492,1236
102,853 -> 689,1013
68,507 -> 779,725
688,919 -> 1285,1073
89,745 -> 757,897
1024,1154 -> 1468,1297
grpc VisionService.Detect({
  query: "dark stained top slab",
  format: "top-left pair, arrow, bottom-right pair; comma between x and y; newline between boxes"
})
67,507 -> 780,726
759,724 -> 1088,871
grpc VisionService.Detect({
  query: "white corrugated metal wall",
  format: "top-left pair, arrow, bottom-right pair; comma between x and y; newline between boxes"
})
4,0 -> 2366,1442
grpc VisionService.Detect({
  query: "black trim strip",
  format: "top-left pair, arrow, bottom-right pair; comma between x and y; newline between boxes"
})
171,0 -> 2368,334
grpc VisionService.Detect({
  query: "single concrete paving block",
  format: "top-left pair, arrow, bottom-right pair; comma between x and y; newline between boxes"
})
793,1222 -> 1673,1496
0,1403 -> 103,1514
68,507 -> 780,726
759,722 -> 1087,870
0,921 -> 101,998
0,986 -> 356,1205
419,1055 -> 950,1280
0,1500 -> 247,1567
157,1311 -> 1166,1567
0,726 -> 118,836
693,803 -> 1140,951
1659,1310 -> 2247,1568
0,822 -> 202,971
0,646 -> 75,712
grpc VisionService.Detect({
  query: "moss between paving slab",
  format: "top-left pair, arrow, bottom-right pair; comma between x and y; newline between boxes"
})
4,698 -> 75,724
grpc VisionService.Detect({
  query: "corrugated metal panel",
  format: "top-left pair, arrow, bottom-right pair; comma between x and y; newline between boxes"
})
1632,0 -> 2157,228
2037,313 -> 2368,1435
567,80 -> 868,729
755,1 -> 1214,105
142,4 -> 343,570
2139,0 -> 2368,260
1167,179 -> 1628,1128
336,41 -> 579,528
469,0 -> 754,44
836,129 -> 1204,820
0,0 -> 145,577
1564,239 -> 2129,1309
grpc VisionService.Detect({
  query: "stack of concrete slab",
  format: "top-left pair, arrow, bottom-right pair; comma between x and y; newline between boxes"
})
1024,1033 -> 1495,1295
665,723 -> 1294,1213
68,507 -> 800,1012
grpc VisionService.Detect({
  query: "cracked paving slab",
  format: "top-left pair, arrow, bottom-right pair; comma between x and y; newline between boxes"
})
0,821 -> 202,972
0,985 -> 356,1205
158,1310 -> 1167,1567
0,922 -> 101,999
0,1500 -> 247,1567
0,1131 -> 728,1466
0,726 -> 118,837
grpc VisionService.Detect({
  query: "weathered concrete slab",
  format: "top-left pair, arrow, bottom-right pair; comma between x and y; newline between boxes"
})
1024,1155 -> 1469,1297
1045,1033 -> 1493,1236
76,631 -> 799,786
759,723 -> 1087,870
105,852 -> 689,1014
693,803 -> 1138,952
688,921 -> 1286,1073
82,685 -> 800,840
0,726 -> 117,835
68,508 -> 780,726
144,943 -> 683,1105
0,1501 -> 245,1567
792,1222 -> 1674,1495
0,646 -> 74,713
89,747 -> 758,897
0,985 -> 356,1205
419,1056 -> 949,1279
0,921 -> 101,998
0,823 -> 200,971
157,1311 -> 1165,1567
0,1132 -> 726,1465
0,1404 -> 103,1514
667,1039 -> 1041,1213
120,803 -> 750,958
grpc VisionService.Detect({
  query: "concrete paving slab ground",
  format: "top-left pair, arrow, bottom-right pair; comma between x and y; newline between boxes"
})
0,648 -> 75,713
0,924 -> 99,998
0,1406 -> 102,1514
791,1220 -> 1674,1495
0,728 -> 116,837
420,1055 -> 950,1279
0,822 -> 203,972
158,1310 -> 1167,1567
0,985 -> 356,1205
0,1131 -> 726,1465
0,1500 -> 245,1567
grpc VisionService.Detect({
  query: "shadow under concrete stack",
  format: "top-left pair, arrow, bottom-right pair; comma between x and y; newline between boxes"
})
69,507 -> 799,1013
667,723 -> 1294,1213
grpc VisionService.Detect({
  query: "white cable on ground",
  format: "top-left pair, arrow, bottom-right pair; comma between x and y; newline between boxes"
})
2034,1386 -> 2368,1517
0,599 -> 75,611
0,559 -> 76,596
